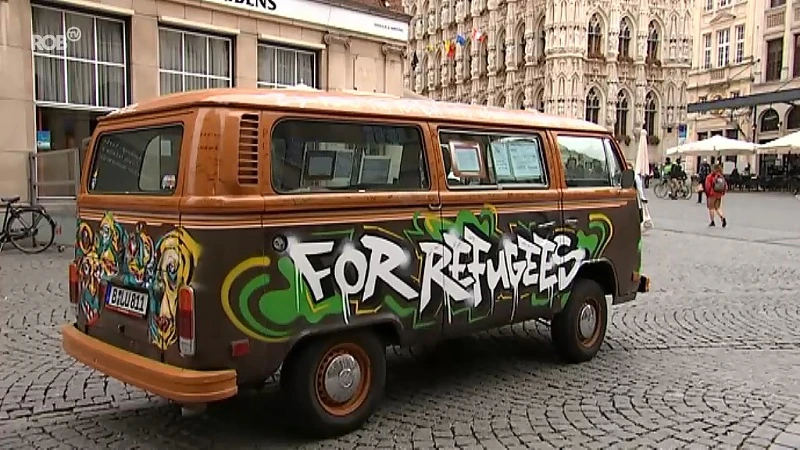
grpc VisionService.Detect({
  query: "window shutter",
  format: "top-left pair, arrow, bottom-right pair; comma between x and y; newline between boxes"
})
238,113 -> 260,185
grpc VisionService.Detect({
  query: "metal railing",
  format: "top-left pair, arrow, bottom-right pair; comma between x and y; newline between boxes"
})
28,147 -> 81,204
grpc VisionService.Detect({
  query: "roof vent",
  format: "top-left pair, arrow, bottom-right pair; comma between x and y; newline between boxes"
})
237,113 -> 260,185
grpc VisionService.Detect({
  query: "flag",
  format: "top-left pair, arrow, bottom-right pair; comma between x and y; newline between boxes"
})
471,29 -> 485,42
455,34 -> 466,45
445,40 -> 456,58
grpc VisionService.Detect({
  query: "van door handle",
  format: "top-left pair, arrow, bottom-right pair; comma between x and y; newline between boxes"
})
537,221 -> 556,229
564,218 -> 579,227
428,203 -> 442,211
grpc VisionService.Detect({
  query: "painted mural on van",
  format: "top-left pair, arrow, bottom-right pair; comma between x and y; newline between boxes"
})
221,205 -> 614,342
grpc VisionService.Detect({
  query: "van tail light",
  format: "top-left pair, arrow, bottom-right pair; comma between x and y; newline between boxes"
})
68,263 -> 79,319
178,286 -> 195,357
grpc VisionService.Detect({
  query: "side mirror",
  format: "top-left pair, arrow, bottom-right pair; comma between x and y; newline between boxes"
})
621,168 -> 636,189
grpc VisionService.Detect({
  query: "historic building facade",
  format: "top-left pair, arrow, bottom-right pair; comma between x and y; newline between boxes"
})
403,0 -> 693,160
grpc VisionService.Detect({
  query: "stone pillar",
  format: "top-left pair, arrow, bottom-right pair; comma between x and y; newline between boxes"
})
324,33 -> 351,91
0,0 -> 35,202
130,14 -> 159,101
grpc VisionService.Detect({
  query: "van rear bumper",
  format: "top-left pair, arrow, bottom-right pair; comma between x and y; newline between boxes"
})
61,324 -> 238,404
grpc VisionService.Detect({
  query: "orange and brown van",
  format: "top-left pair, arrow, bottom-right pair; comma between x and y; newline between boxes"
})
62,88 -> 650,437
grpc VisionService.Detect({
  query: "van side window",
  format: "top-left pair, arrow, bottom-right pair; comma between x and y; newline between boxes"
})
603,138 -> 623,187
438,130 -> 547,188
271,120 -> 429,193
88,125 -> 183,194
557,135 -> 613,188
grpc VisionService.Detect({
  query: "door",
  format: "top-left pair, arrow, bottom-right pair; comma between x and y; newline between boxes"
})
252,114 -> 444,348
434,125 -> 563,338
554,132 -> 640,303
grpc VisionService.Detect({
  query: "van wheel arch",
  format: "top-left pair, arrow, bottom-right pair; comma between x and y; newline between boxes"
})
573,259 -> 617,299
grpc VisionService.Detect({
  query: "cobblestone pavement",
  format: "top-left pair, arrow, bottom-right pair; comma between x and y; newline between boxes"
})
3,192 -> 800,449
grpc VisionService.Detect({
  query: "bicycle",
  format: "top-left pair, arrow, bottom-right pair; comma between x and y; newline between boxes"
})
1,195 -> 57,254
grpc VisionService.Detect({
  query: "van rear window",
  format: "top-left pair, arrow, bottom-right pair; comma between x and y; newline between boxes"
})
88,125 -> 183,194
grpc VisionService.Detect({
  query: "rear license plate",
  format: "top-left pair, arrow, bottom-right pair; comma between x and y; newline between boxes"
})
105,286 -> 148,317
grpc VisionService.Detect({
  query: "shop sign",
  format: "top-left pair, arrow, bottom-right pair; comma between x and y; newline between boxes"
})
204,0 -> 408,42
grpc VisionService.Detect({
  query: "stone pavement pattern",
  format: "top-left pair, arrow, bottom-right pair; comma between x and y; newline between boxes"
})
2,192 -> 800,449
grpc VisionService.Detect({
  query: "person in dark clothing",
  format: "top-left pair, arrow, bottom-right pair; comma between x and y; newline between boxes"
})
696,159 -> 711,204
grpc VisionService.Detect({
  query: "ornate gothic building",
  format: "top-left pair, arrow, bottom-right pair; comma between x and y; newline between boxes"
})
404,0 -> 693,158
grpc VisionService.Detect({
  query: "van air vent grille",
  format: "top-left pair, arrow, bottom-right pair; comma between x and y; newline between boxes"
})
238,113 -> 260,185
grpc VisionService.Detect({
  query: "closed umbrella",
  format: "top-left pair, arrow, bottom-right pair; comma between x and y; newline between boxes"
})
634,129 -> 650,177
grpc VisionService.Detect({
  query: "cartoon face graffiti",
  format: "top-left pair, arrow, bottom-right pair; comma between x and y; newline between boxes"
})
125,222 -> 155,285
96,212 -> 122,277
149,229 -> 200,351
74,213 -> 201,351
78,252 -> 103,325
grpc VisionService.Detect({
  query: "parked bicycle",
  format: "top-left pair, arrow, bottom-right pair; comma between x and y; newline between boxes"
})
1,195 -> 58,254
653,177 -> 693,200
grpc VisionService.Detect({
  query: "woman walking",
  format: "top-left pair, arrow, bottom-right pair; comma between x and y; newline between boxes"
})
703,164 -> 728,227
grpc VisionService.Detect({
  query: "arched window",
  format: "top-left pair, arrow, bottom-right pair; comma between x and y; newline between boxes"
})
496,29 -> 506,73
647,21 -> 660,61
537,19 -> 546,62
516,92 -> 525,109
761,108 -> 780,132
644,91 -> 658,137
615,91 -> 629,136
480,39 -> 489,76
587,14 -> 603,57
515,23 -> 526,68
787,107 -> 800,130
585,88 -> 600,124
420,53 -> 428,94
618,18 -> 631,59
536,90 -> 545,112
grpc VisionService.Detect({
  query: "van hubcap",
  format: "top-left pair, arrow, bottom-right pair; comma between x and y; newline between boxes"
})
322,354 -> 362,403
578,303 -> 598,341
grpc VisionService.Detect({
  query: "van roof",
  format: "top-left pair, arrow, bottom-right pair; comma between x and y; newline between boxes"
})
105,88 -> 608,133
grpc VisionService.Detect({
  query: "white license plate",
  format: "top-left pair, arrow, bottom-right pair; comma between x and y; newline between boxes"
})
106,286 -> 148,317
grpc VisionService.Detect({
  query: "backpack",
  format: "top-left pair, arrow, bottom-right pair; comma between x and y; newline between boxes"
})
670,163 -> 683,178
712,174 -> 727,193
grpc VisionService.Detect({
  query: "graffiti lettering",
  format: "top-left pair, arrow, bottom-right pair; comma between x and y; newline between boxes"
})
286,225 -> 587,321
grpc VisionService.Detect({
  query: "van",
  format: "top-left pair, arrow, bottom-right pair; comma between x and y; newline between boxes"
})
62,88 -> 650,438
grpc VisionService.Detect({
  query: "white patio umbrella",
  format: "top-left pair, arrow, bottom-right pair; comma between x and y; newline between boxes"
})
634,129 -> 650,177
667,135 -> 758,157
757,130 -> 800,155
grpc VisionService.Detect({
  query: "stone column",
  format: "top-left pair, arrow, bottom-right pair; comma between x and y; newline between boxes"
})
130,14 -> 160,101
0,0 -> 35,202
324,33 -> 351,91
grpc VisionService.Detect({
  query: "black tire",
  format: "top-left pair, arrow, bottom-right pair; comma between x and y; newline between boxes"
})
7,207 -> 55,254
653,181 -> 669,199
280,330 -> 386,438
551,279 -> 608,364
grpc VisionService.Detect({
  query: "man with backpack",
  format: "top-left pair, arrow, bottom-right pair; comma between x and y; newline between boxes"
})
703,164 -> 728,227
667,158 -> 685,199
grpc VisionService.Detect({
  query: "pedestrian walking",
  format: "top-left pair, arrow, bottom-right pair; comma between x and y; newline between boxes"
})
696,158 -> 711,204
703,164 -> 728,227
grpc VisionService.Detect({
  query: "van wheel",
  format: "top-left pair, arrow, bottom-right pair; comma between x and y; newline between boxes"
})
551,279 -> 608,363
281,331 -> 386,438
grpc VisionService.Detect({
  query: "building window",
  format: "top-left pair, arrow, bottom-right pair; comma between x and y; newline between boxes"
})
158,28 -> 232,95
794,34 -> 800,78
734,25 -> 745,64
32,6 -> 127,108
770,0 -> 786,7
515,23 -> 526,67
716,29 -> 729,67
766,38 -> 784,81
644,91 -> 657,137
615,90 -> 629,136
463,40 -> 472,79
646,21 -> 659,61
479,40 -> 489,75
585,88 -> 600,124
587,14 -> 603,58
538,24 -> 546,61
730,90 -> 740,97
724,128 -> 738,139
496,30 -> 506,73
705,0 -> 713,10
787,106 -> 800,129
703,33 -> 712,69
536,91 -> 545,112
760,108 -> 780,132
719,0 -> 730,7
257,43 -> 317,89
618,18 -> 632,59
698,131 -> 709,140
